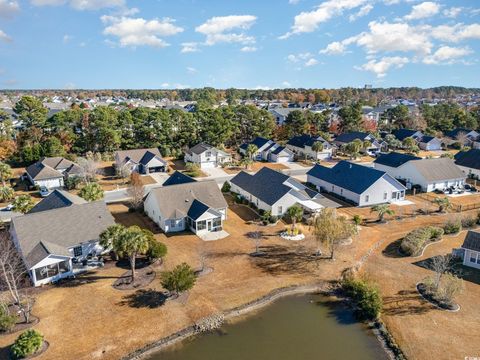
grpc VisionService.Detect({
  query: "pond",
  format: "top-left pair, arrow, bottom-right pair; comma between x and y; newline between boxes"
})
146,294 -> 388,360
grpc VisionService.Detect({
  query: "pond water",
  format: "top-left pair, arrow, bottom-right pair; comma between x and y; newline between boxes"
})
146,294 -> 388,360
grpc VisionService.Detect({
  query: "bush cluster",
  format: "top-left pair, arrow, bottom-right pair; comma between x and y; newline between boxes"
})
461,216 -> 477,229
343,279 -> 383,320
443,220 -> 462,234
0,306 -> 16,332
400,226 -> 444,256
11,329 -> 44,359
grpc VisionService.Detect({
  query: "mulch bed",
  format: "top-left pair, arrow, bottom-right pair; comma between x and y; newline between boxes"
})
416,283 -> 460,311
1,316 -> 40,336
113,267 -> 156,291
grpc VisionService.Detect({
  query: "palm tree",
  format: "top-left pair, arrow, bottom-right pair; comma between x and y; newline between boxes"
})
370,204 -> 395,223
0,186 -> 14,202
0,162 -> 12,187
12,195 -> 34,214
79,182 -> 104,202
363,140 -> 372,153
287,205 -> 303,232
347,139 -> 363,159
434,197 -> 451,213
245,144 -> 258,160
311,141 -> 324,161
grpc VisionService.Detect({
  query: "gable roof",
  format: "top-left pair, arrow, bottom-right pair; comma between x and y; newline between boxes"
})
26,162 -> 64,180
454,149 -> 480,170
115,148 -> 162,165
445,128 -> 475,139
270,146 -> 292,156
461,230 -> 480,252
408,158 -> 465,182
28,190 -> 87,214
35,157 -> 83,177
334,132 -> 371,144
12,201 -> 115,268
147,180 -> 227,220
230,167 -> 291,206
374,152 -> 421,168
162,171 -> 196,186
187,143 -> 212,155
392,129 -> 420,141
240,137 -> 271,151
287,134 -> 327,148
419,135 -> 437,143
307,161 -> 400,194
186,199 -> 210,220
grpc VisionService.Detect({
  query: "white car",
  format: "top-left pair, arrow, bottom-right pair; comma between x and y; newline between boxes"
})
39,186 -> 50,197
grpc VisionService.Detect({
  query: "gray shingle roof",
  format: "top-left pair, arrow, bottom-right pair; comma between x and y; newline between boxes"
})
115,148 -> 162,165
455,149 -> 480,170
392,129 -> 419,141
462,230 -> 480,252
287,134 -> 327,148
334,132 -> 371,144
26,163 -> 63,181
147,180 -> 227,220
409,158 -> 465,182
28,190 -> 87,214
230,167 -> 291,206
162,171 -> 196,186
26,157 -> 82,180
12,201 -> 115,268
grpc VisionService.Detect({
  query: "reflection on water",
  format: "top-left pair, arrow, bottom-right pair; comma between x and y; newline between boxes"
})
146,294 -> 388,360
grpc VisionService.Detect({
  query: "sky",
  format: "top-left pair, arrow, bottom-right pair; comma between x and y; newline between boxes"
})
0,0 -> 479,89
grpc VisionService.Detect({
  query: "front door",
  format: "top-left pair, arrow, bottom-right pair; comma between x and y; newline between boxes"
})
207,221 -> 212,232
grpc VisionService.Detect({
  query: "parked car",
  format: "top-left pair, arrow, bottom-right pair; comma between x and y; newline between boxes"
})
39,186 -> 50,197
4,204 -> 14,211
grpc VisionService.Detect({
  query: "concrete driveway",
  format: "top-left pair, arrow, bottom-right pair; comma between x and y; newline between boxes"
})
202,166 -> 229,178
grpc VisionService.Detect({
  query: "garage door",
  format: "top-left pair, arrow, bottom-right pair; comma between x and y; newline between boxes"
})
201,161 -> 216,169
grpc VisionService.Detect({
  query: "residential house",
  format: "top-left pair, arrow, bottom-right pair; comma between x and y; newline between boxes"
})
454,149 -> 480,179
459,230 -> 480,270
10,200 -> 115,286
230,167 -> 340,217
144,180 -> 227,235
333,132 -> 385,156
307,161 -> 406,206
239,137 -> 294,163
269,108 -> 298,125
392,129 -> 423,142
286,134 -> 333,160
445,128 -> 480,147
417,135 -> 442,151
115,148 -> 167,174
28,189 -> 87,214
374,153 -> 465,192
184,143 -> 232,169
25,157 -> 83,189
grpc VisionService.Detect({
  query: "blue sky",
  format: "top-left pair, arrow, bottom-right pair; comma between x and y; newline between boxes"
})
0,0 -> 479,89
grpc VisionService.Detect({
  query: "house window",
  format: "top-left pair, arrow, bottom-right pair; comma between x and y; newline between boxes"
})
278,206 -> 283,214
73,246 -> 82,257
365,195 -> 369,203
470,253 -> 477,263
206,151 -> 212,158
384,192 -> 388,200
213,218 -> 222,228
197,221 -> 206,231
332,185 -> 335,192
340,189 -> 343,195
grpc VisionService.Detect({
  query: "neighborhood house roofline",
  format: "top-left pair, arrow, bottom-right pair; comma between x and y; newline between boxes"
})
462,230 -> 480,252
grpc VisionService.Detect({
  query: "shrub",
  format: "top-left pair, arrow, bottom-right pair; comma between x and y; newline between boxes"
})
11,329 -> 44,359
443,220 -> 462,234
147,240 -> 167,261
184,163 -> 201,177
65,176 -> 82,190
261,210 -> 271,225
269,215 -> 278,224
352,214 -> 363,226
400,226 -> 443,256
461,216 -> 477,229
161,263 -> 196,296
343,279 -> 382,320
0,306 -> 16,332
450,142 -> 462,150
221,181 -> 231,193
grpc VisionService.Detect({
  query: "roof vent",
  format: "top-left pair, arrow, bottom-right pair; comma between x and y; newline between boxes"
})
349,164 -> 352,169
185,199 -> 189,202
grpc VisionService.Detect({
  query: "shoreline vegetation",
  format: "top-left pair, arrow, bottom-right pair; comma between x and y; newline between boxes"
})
121,282 -> 397,360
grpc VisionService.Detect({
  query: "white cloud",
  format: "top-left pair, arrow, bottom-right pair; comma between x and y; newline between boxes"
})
63,34 -> 72,43
101,16 -> 183,48
195,15 -> 257,45
349,4 -> 373,22
305,58 -> 319,66
161,82 -> 170,88
186,66 -> 197,74
429,23 -> 480,42
32,0 -> 128,10
320,41 -> 348,55
240,46 -> 257,52
443,7 -> 462,18
0,29 -> 12,42
280,0 -> 368,38
423,46 -> 472,64
64,82 -> 76,89
181,42 -> 199,53
0,0 -> 19,18
404,1 -> 440,21
356,56 -> 409,77
254,85 -> 272,90
282,81 -> 292,87
289,0 -> 300,4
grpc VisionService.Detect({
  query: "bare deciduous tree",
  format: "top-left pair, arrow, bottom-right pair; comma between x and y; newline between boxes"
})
247,227 -> 263,255
127,172 -> 145,210
0,232 -> 33,323
77,156 -> 99,183
430,254 -> 454,291
116,163 -> 131,184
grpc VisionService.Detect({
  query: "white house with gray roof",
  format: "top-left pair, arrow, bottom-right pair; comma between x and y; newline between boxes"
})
10,200 -> 115,286
239,137 -> 294,163
144,179 -> 227,236
184,143 -> 232,169
25,157 -> 83,189
115,148 -> 167,175
230,167 -> 340,217
375,155 -> 465,192
459,230 -> 480,270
